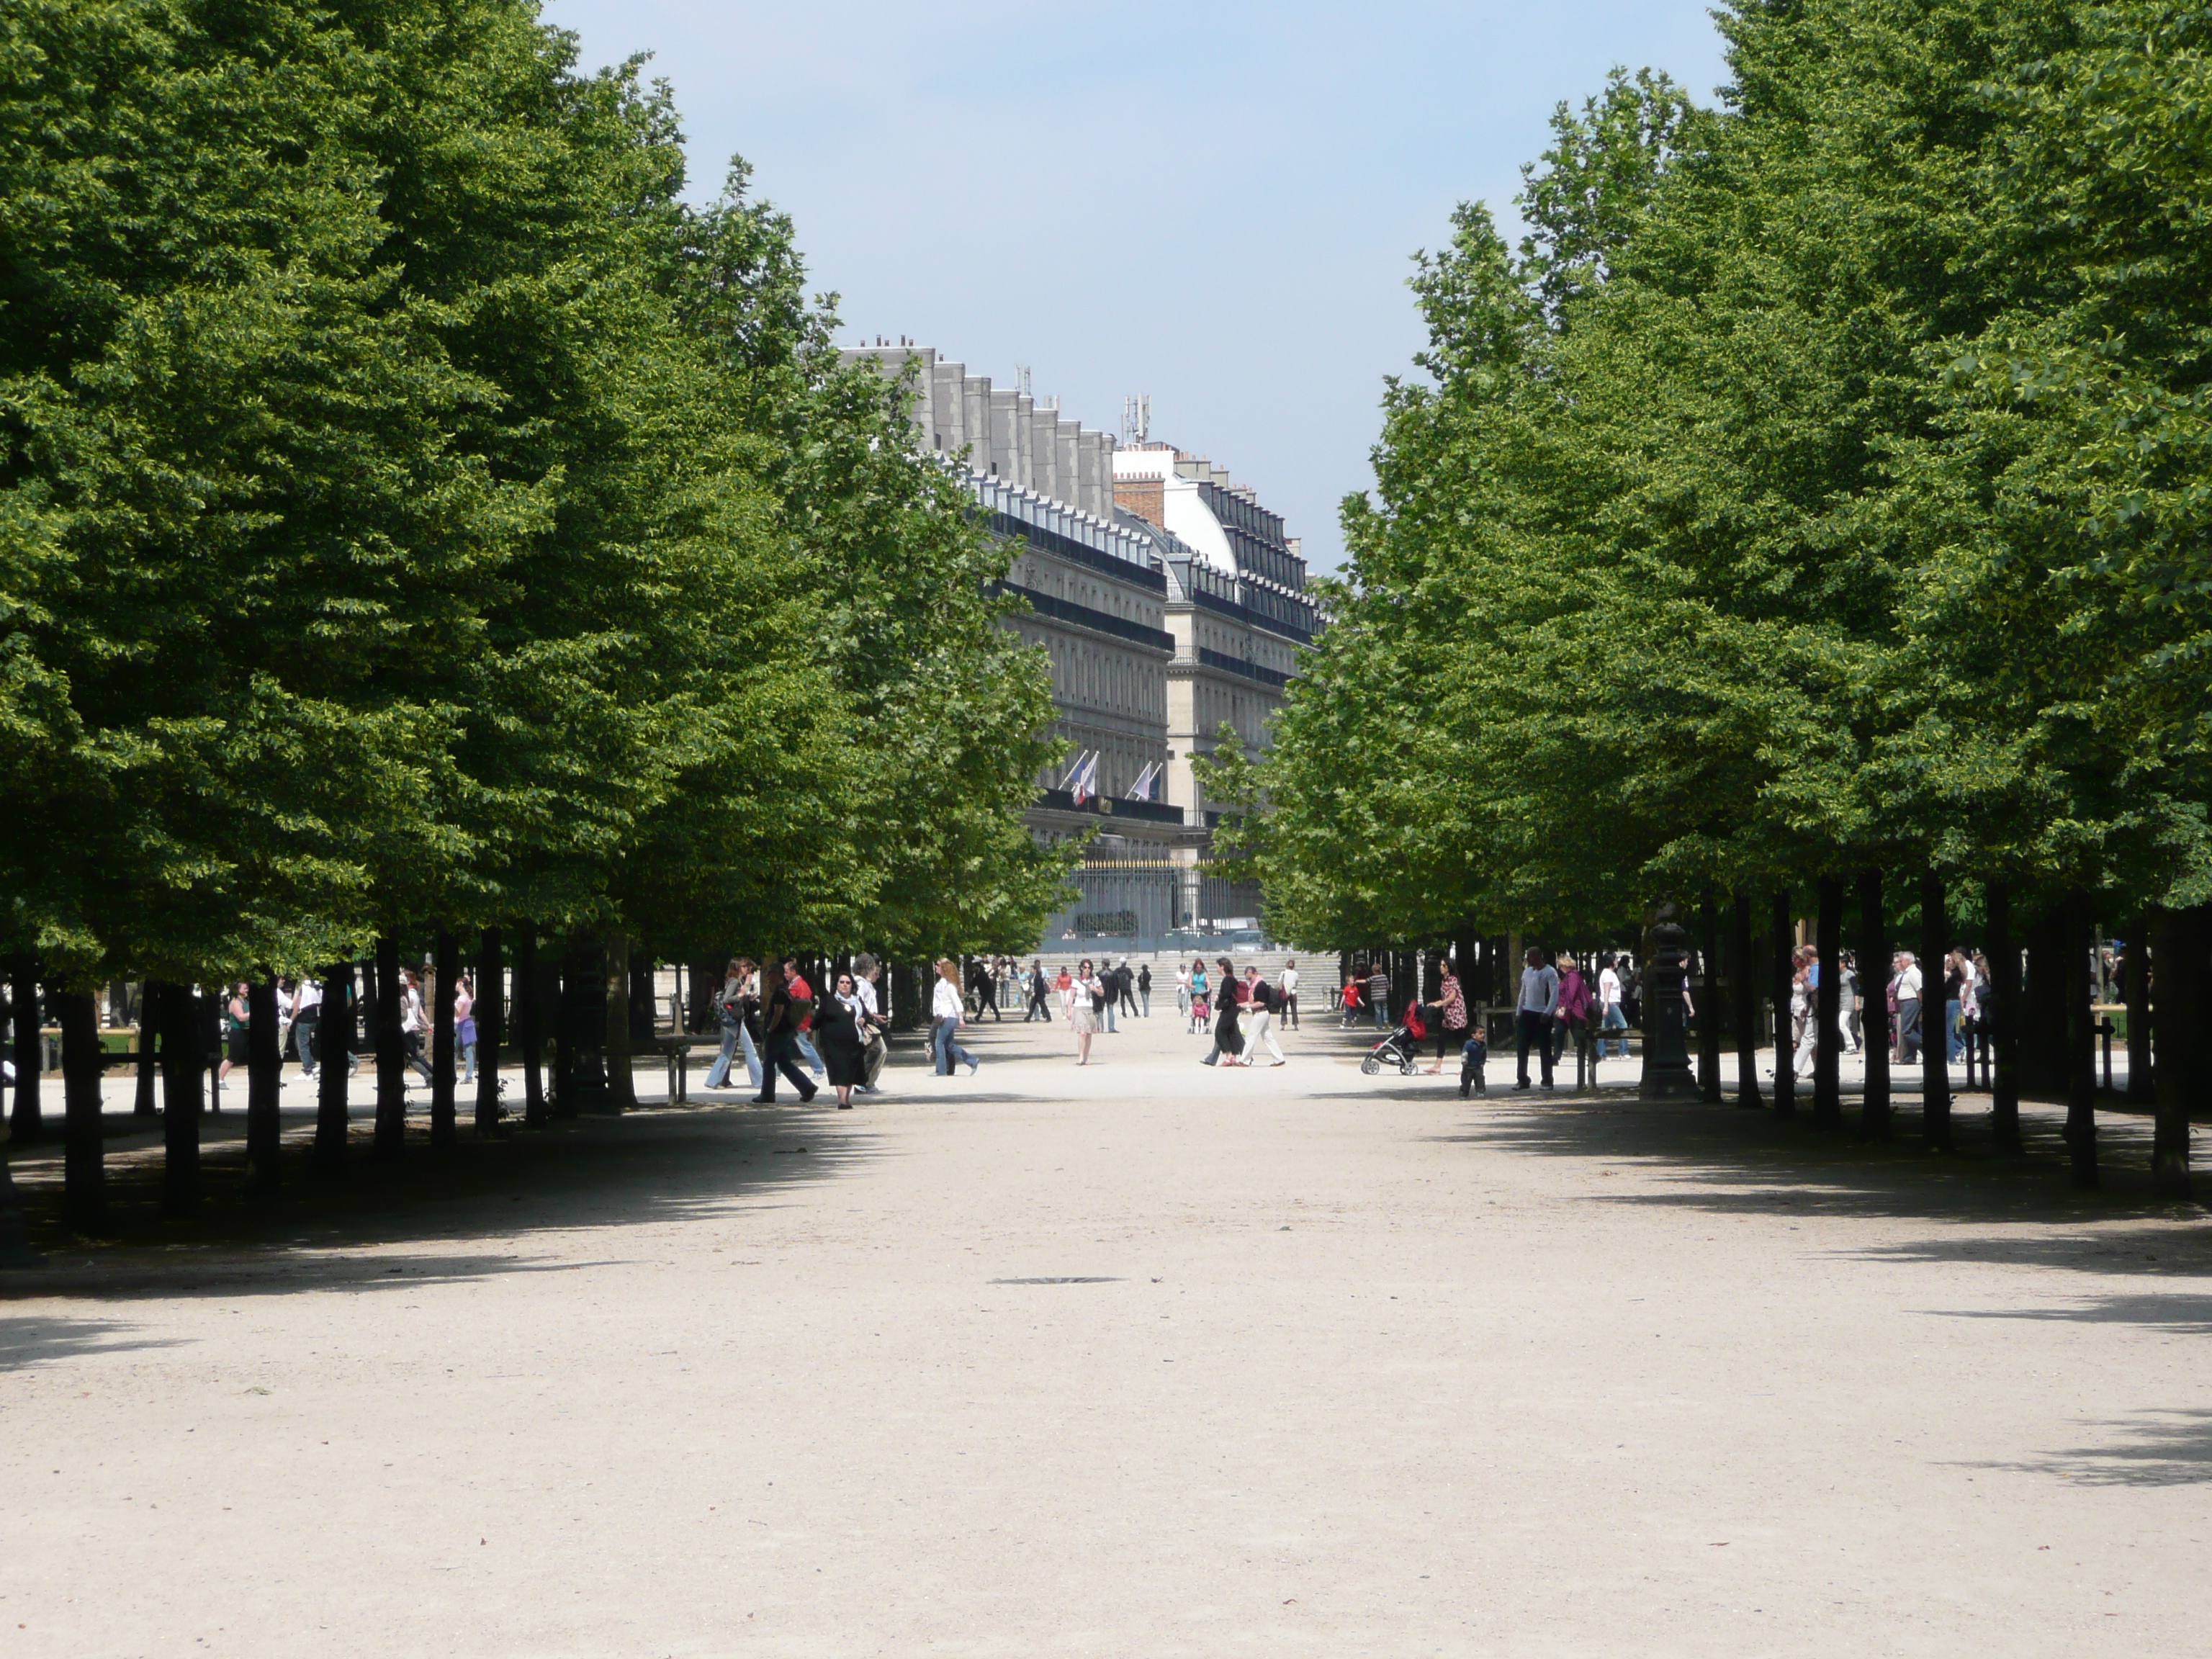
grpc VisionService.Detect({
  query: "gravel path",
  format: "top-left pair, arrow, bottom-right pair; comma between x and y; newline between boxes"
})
3,1008 -> 2207,1655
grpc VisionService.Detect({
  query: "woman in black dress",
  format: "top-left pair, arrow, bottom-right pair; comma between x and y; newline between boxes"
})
1213,956 -> 1246,1068
816,971 -> 868,1108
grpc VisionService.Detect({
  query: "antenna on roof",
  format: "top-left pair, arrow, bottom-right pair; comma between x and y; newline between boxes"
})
1121,395 -> 1151,443
1015,364 -> 1033,399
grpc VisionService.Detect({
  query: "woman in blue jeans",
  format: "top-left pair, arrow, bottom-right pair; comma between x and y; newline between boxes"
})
702,958 -> 762,1091
932,958 -> 980,1076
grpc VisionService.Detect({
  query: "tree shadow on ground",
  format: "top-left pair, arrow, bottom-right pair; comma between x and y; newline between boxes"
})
0,1313 -> 186,1371
1350,1091 -> 2212,1292
1,1102 -> 884,1300
1951,1408 -> 2212,1487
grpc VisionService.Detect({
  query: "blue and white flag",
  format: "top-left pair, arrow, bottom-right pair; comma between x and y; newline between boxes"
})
1127,760 -> 1160,801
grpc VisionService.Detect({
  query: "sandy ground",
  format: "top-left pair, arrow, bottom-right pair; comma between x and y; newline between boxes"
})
2,1007 -> 2208,1657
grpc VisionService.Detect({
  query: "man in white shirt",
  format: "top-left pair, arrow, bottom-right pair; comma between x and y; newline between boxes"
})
291,976 -> 323,1077
1894,950 -> 1923,1064
1596,953 -> 1626,1059
1516,947 -> 1560,1089
1279,961 -> 1300,1030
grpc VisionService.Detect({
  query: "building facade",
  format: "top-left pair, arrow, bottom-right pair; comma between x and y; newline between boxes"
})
841,344 -> 1321,939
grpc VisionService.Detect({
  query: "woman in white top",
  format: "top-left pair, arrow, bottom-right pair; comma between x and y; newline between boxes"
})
400,970 -> 435,1086
932,959 -> 979,1076
1175,963 -> 1192,1019
1069,957 -> 1104,1065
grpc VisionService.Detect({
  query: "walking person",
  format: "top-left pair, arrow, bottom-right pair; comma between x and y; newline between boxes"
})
292,973 -> 323,1079
967,958 -> 1002,1022
1515,947 -> 1559,1090
1279,958 -> 1300,1029
816,972 -> 869,1108
1426,961 -> 1467,1074
1840,950 -> 1862,1055
1790,947 -> 1819,1079
1367,960 -> 1392,1030
454,972 -> 479,1086
1205,959 -> 1247,1066
752,962 -> 819,1104
780,957 -> 827,1077
1175,961 -> 1192,1020
1025,960 -> 1051,1022
1117,958 -> 1140,1022
703,958 -> 757,1092
1244,966 -> 1286,1066
217,981 -> 250,1095
1137,962 -> 1153,1017
1188,961 -> 1211,1035
850,954 -> 888,1092
1596,953 -> 1628,1058
931,958 -> 981,1076
1554,955 -> 1590,1079
1944,948 -> 1972,1064
1894,950 -> 1923,1064
1068,958 -> 1103,1066
1100,959 -> 1120,1034
1340,971 -> 1362,1027
400,969 -> 434,1087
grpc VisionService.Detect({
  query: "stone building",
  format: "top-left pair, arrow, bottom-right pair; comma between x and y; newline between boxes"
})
840,343 -> 1321,940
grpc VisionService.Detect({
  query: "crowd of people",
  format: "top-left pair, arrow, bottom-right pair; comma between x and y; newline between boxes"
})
102,936 -> 2029,1115
1779,943 -> 1995,1079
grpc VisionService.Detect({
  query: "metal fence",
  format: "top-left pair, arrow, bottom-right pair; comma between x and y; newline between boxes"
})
1040,859 -> 1267,955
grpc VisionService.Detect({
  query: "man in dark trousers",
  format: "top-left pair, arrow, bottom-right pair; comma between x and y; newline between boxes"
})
1515,945 -> 1559,1090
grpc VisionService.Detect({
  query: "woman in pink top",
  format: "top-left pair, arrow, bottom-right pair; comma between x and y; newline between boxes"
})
1553,958 -> 1590,1075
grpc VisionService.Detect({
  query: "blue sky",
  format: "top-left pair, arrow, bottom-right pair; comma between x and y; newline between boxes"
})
541,1 -> 1732,570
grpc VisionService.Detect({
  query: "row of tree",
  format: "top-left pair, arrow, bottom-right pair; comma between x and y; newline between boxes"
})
1211,1 -> 2212,1181
0,0 -> 1069,1235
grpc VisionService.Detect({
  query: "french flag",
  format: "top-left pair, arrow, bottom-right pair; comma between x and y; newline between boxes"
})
1066,750 -> 1100,806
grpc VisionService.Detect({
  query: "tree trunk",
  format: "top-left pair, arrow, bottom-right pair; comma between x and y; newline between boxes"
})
2124,913 -> 2153,1105
315,964 -> 352,1172
1856,871 -> 1890,1141
686,958 -> 716,1035
604,927 -> 635,1111
1812,877 -> 1843,1127
2148,905 -> 2192,1198
1732,890 -> 1762,1110
1986,883 -> 2021,1154
2020,906 -> 2067,1097
1770,890 -> 1795,1118
1919,872 -> 1951,1151
57,987 -> 106,1232
562,930 -> 607,1114
10,956 -> 40,1141
1698,891 -> 1722,1103
134,980 -> 161,1119
552,940 -> 577,1116
516,925 -> 548,1127
2063,889 -> 2098,1187
246,976 -> 281,1195
431,930 -> 459,1148
475,927 -> 503,1135
373,935 -> 405,1159
160,977 -> 204,1216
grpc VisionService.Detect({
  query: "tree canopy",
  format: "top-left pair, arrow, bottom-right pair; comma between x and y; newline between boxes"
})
0,0 -> 1066,989
1231,0 -> 2212,947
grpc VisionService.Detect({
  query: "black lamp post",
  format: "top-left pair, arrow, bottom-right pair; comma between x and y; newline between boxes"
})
1640,917 -> 1700,1099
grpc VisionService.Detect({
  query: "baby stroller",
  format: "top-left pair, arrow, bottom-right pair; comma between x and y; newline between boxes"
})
1360,1004 -> 1426,1076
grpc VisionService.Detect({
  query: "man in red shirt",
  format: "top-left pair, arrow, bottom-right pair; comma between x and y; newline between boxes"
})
780,956 -> 826,1078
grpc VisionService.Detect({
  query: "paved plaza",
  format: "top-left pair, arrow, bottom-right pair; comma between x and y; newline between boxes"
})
3,1008 -> 2208,1655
